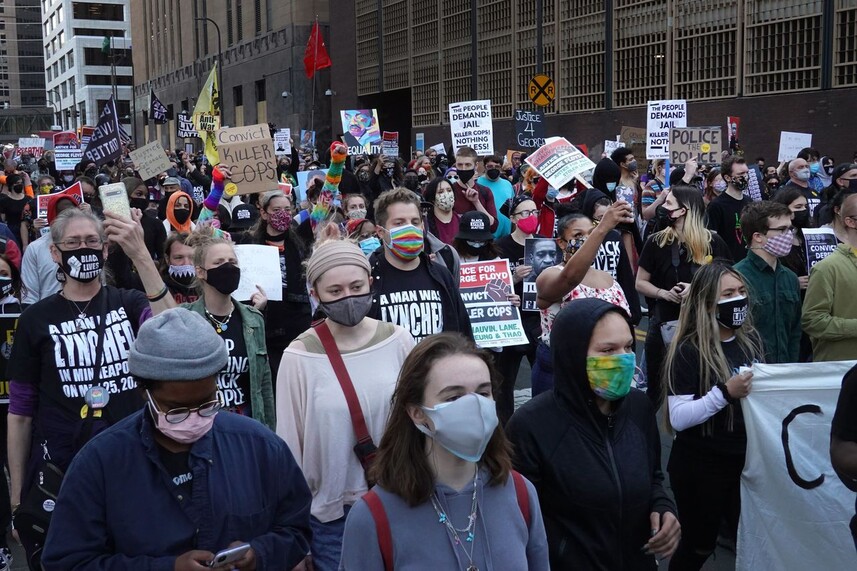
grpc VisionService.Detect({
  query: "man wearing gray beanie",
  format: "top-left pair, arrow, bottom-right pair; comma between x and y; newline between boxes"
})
41,308 -> 313,571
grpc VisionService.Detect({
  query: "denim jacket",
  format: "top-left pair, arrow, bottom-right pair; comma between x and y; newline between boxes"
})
185,297 -> 275,430
41,410 -> 312,570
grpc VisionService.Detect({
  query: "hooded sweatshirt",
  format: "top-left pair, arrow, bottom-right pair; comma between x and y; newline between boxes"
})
507,298 -> 674,570
164,191 -> 195,234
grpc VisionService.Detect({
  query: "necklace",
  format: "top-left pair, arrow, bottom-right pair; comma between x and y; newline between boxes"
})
429,468 -> 480,571
204,307 -> 234,334
65,294 -> 94,331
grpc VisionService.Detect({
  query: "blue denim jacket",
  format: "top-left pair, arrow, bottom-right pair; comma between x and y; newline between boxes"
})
41,409 -> 312,570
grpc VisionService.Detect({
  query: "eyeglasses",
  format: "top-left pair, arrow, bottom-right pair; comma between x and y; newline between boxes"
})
147,390 -> 222,424
513,209 -> 538,218
767,226 -> 795,235
55,236 -> 103,249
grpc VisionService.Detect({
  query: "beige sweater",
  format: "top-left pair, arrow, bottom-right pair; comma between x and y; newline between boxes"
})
275,323 -> 415,523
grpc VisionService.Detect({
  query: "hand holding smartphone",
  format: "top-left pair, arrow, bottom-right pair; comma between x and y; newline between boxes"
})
99,182 -> 132,219
208,543 -> 251,568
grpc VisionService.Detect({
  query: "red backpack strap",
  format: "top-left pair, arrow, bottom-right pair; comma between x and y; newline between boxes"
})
511,470 -> 531,528
363,491 -> 393,571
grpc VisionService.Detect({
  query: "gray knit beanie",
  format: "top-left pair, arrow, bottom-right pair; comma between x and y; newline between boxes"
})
129,308 -> 228,381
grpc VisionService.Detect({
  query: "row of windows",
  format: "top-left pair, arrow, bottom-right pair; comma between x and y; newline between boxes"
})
357,0 -> 857,126
45,52 -> 73,83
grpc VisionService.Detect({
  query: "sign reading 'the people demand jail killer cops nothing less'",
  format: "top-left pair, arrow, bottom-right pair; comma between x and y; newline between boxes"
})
449,100 -> 495,155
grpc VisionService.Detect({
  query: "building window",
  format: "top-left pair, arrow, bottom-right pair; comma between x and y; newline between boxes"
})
233,84 -> 243,106
67,51 -> 73,67
226,0 -> 233,46
254,0 -> 261,35
236,0 -> 243,42
255,78 -> 265,102
72,2 -> 124,21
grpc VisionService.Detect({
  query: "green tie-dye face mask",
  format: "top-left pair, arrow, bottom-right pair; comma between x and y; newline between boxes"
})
585,353 -> 636,401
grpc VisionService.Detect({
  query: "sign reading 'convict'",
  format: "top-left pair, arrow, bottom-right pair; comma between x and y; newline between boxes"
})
216,123 -> 277,195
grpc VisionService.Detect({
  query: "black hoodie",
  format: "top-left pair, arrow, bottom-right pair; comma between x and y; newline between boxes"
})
507,299 -> 674,570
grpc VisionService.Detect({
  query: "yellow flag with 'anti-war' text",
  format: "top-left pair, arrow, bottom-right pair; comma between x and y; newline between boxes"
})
192,65 -> 220,165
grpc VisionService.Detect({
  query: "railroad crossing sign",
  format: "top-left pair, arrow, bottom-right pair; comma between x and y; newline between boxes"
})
529,74 -> 555,107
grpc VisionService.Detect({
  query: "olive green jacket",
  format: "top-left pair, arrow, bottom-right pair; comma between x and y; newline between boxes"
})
184,297 -> 276,430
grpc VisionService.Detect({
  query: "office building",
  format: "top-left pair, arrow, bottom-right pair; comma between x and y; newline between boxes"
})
0,0 -> 45,108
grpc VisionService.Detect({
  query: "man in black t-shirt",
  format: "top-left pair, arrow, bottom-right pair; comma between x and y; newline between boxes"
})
831,364 -> 857,550
707,156 -> 753,262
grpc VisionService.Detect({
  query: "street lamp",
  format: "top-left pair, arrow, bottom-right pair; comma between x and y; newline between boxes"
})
194,18 -> 223,112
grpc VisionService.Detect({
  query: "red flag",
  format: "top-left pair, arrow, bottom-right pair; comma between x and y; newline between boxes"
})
304,21 -> 332,79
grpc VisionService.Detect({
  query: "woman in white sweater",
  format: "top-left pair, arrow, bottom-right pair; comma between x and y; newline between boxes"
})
276,239 -> 414,571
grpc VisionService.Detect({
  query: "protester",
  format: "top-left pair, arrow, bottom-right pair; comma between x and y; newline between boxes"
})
369,155 -> 403,194
802,192 -> 857,361
368,188 -> 472,342
796,147 -> 826,193
453,211 -> 499,263
277,239 -> 414,570
451,146 -> 498,231
40,308 -> 312,570
477,155 -> 515,239
343,193 -> 368,221
340,333 -> 549,570
702,168 -> 726,207
816,163 -> 857,226
123,177 -> 167,257
507,298 -> 679,569
240,186 -> 311,377
734,202 -> 802,363
831,364 -> 857,550
770,187 -> 811,290
782,157 -> 822,219
533,207 -> 633,395
636,186 -> 732,407
423,177 -> 460,246
0,172 -> 35,248
20,194 -> 81,303
8,207 -> 174,565
163,191 -> 195,234
159,233 -> 198,304
663,260 -> 763,570
707,155 -> 753,262
610,146 -> 639,195
641,158 -> 669,223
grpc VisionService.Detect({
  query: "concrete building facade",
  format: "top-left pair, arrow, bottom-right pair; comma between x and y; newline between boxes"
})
130,0 -> 331,154
0,0 -> 45,110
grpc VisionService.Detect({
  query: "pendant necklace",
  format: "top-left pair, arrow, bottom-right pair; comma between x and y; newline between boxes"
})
204,307 -> 234,334
65,295 -> 94,331
429,467 -> 480,571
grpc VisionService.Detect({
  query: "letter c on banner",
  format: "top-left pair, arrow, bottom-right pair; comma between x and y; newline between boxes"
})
781,404 -> 825,490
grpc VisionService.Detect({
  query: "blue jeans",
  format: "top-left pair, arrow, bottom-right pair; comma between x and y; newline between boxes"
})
530,341 -> 554,397
310,504 -> 351,571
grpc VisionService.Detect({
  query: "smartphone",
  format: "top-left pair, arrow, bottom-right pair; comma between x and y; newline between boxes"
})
99,182 -> 131,218
208,543 -> 251,568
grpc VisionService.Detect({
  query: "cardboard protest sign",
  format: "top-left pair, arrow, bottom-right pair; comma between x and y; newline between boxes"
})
669,127 -> 722,165
524,137 -> 596,190
0,314 -> 21,405
515,109 -> 546,149
53,131 -> 82,170
296,169 -> 328,202
233,245 -> 283,302
216,123 -> 277,196
646,99 -> 687,159
274,128 -> 291,157
778,131 -> 812,162
177,112 -> 199,138
340,109 -> 381,155
604,139 -> 621,156
15,138 -> 45,159
129,141 -> 172,181
620,126 -> 646,163
37,182 -> 85,219
449,100 -> 494,155
802,228 -> 838,273
522,238 -> 562,311
381,131 -> 399,157
459,260 -> 527,348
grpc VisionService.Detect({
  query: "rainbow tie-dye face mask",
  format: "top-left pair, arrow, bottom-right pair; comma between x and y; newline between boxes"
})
385,224 -> 424,261
585,353 -> 636,401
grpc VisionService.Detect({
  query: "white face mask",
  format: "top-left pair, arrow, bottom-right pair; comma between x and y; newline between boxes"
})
415,393 -> 498,462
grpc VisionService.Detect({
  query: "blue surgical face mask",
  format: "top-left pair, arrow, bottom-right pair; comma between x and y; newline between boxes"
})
358,236 -> 381,256
809,162 -> 820,175
606,182 -> 617,192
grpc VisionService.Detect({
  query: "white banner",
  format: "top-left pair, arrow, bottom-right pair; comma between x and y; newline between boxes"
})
738,361 -> 857,571
233,245 -> 283,302
448,99 -> 494,155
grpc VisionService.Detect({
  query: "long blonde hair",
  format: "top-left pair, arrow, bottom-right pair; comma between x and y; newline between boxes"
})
652,186 -> 713,264
663,260 -> 763,435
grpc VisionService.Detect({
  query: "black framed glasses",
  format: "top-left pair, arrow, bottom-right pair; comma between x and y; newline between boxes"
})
146,390 -> 222,424
55,236 -> 104,249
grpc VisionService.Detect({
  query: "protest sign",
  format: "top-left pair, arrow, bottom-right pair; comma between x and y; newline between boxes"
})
646,99 -> 687,159
79,126 -> 95,149
296,169 -> 328,202
273,128 -> 291,157
522,238 -> 562,312
515,109 -> 546,149
83,97 -> 122,166
340,109 -> 381,155
620,126 -> 647,164
0,314 -> 21,405
802,228 -> 838,273
36,182 -> 85,219
129,141 -> 172,181
216,123 -> 277,196
15,138 -> 45,159
459,260 -> 527,348
738,361 -> 857,571
53,131 -> 82,170
430,143 -> 446,156
727,116 -> 740,151
382,131 -> 399,157
233,245 -> 283,302
669,127 -> 722,165
449,100 -> 494,155
415,133 -> 425,153
604,139 -> 621,156
778,131 -> 812,162
177,112 -> 198,138
524,137 -> 596,190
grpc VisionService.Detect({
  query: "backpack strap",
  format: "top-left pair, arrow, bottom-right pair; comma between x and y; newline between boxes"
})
511,470 -> 531,528
364,490 -> 393,571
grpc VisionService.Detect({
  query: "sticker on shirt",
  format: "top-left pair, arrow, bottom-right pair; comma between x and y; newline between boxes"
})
217,339 -> 250,415
50,308 -> 137,399
379,289 -> 444,343
65,252 -> 102,282
173,471 -> 193,487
